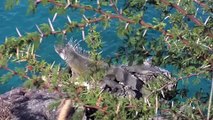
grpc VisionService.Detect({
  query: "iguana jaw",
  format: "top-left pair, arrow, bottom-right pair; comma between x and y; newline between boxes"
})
54,44 -> 67,60
57,49 -> 67,60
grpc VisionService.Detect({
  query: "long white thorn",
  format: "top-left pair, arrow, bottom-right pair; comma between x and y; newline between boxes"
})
27,44 -> 31,59
64,0 -> 71,9
125,23 -> 129,30
16,27 -> 22,37
98,50 -> 103,55
82,14 -> 89,22
171,101 -> 174,108
82,28 -> 85,40
177,0 -> 181,5
164,16 -> 170,20
196,38 -> 200,44
36,24 -> 43,36
195,8 -> 199,17
119,8 -> 123,15
204,16 -> 210,26
161,90 -> 165,98
143,29 -> 147,37
165,36 -> 169,41
51,61 -> 55,69
16,47 -> 20,59
39,37 -> 43,43
200,65 -> 211,69
67,15 -> 72,23
31,44 -> 34,55
48,18 -> 55,32
52,13 -> 58,22
97,0 -> 99,5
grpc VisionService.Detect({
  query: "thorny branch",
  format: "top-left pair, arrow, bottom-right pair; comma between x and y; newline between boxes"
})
1,1 -> 212,119
0,66 -> 30,79
147,70 -> 211,99
5,0 -> 212,90
109,0 -> 120,15
34,0 -> 212,51
193,0 -> 211,10
160,0 -> 203,26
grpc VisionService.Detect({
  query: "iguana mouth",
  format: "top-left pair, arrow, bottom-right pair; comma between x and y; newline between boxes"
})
54,44 -> 66,60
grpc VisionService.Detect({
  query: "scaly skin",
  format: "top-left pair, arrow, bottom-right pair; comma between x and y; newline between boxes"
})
55,43 -> 108,77
55,42 -> 176,99
55,42 -> 141,91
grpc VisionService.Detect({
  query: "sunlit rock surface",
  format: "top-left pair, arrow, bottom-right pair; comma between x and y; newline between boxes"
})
0,88 -> 60,120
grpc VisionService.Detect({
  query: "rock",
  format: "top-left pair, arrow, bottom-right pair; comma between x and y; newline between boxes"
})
0,88 -> 61,120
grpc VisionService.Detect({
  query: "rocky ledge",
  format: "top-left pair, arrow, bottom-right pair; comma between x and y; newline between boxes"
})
0,88 -> 60,120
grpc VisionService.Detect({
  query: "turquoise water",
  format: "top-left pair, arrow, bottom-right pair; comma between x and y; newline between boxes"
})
0,1 -> 122,93
0,1 -> 211,96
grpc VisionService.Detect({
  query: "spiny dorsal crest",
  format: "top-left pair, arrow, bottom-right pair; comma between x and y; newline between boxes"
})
55,37 -> 90,61
67,38 -> 89,57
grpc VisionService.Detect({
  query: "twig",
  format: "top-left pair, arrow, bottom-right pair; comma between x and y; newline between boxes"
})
155,95 -> 158,115
64,0 -> 71,9
109,0 -> 119,15
177,72 -> 204,81
0,66 -> 30,79
193,0 -> 210,9
84,105 -> 107,114
147,71 -> 207,99
159,0 -> 203,26
57,99 -> 73,120
116,102 -> 121,114
33,0 -> 213,51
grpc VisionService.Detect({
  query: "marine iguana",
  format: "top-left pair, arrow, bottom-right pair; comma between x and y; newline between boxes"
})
54,41 -> 142,92
54,41 -> 108,78
54,40 -> 176,99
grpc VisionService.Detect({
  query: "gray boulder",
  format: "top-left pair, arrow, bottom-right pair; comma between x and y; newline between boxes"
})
0,88 -> 60,120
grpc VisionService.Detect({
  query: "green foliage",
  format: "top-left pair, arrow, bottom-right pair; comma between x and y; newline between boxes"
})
5,0 -> 20,10
48,99 -> 61,110
86,26 -> 103,60
0,72 -> 13,84
27,0 -> 37,14
1,0 -> 213,119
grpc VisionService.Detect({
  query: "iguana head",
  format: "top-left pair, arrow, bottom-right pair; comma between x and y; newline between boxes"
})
54,43 -> 67,60
55,43 -> 76,61
54,40 -> 94,75
54,40 -> 87,60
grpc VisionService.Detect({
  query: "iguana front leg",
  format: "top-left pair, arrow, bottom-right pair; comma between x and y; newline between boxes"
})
101,74 -> 124,92
107,67 -> 143,91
